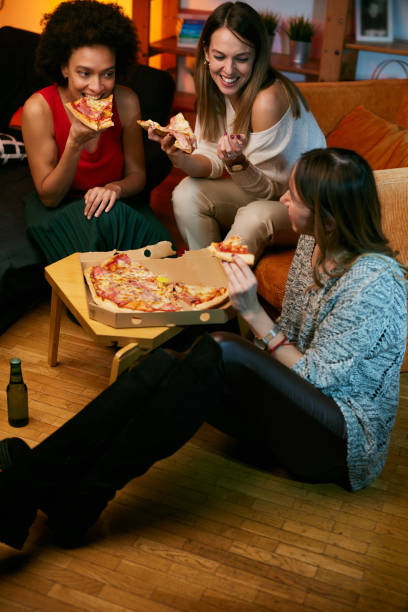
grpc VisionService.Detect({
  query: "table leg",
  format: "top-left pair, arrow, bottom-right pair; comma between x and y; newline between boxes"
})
109,342 -> 145,385
48,288 -> 63,366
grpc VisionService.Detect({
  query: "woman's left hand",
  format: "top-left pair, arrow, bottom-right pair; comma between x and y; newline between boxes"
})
217,132 -> 247,164
222,256 -> 262,320
84,184 -> 121,219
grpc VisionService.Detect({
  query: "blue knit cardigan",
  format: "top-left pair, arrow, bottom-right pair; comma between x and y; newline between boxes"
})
278,235 -> 407,491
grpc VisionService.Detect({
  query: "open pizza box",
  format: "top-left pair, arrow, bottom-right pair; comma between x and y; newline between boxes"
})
79,241 -> 235,328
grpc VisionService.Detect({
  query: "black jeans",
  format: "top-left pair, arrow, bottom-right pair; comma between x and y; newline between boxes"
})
209,332 -> 349,487
2,332 -> 349,547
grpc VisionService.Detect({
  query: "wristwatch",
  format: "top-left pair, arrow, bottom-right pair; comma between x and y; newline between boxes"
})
225,154 -> 249,173
254,323 -> 281,350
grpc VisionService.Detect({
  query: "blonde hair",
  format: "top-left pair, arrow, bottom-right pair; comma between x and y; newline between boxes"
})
194,1 -> 309,141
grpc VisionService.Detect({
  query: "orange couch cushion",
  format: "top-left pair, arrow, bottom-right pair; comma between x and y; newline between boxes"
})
397,91 -> 408,129
327,105 -> 408,170
255,248 -> 295,313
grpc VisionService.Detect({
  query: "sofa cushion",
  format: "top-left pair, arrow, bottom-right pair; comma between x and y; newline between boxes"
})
326,105 -> 408,170
375,168 -> 408,371
255,248 -> 296,313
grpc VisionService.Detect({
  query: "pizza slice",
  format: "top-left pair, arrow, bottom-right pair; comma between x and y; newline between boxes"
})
137,119 -> 169,138
65,94 -> 114,131
83,252 -> 229,313
207,235 -> 255,266
137,112 -> 196,154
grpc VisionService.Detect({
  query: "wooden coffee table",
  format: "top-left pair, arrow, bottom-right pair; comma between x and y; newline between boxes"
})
44,253 -> 183,383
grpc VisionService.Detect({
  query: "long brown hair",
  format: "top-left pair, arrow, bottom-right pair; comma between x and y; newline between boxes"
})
194,1 -> 309,141
294,148 -> 406,286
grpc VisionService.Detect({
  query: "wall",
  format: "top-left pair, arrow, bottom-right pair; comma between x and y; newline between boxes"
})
355,0 -> 408,79
0,0 -> 132,32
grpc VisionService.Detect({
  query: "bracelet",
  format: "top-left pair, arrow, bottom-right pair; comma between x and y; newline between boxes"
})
224,154 -> 249,173
268,336 -> 293,354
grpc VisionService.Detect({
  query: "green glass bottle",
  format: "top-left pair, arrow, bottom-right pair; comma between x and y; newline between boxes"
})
7,358 -> 29,427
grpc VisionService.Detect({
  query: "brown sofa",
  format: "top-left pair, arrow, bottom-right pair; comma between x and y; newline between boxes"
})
255,79 -> 408,371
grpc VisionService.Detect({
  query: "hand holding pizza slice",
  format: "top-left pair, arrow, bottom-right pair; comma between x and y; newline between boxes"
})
207,235 -> 255,266
138,112 -> 196,154
65,95 -> 114,131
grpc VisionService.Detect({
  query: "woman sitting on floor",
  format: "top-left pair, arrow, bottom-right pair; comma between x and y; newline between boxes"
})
22,0 -> 173,265
0,148 -> 406,551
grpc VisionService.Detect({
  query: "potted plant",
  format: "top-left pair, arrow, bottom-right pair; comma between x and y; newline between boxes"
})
285,15 -> 315,64
260,11 -> 280,51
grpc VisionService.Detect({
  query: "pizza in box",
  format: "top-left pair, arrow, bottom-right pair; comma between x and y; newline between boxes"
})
84,252 -> 228,313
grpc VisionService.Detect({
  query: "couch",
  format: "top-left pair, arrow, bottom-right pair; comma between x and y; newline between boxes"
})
0,26 -> 175,334
255,78 -> 408,371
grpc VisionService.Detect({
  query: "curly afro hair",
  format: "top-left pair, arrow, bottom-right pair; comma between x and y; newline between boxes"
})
35,0 -> 139,85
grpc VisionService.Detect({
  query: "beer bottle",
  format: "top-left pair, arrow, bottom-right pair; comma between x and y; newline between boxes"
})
7,358 -> 29,427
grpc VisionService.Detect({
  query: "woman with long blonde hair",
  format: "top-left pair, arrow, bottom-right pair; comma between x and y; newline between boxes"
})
149,1 -> 325,260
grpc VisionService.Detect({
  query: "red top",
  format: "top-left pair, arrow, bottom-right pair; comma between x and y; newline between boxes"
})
39,84 -> 124,195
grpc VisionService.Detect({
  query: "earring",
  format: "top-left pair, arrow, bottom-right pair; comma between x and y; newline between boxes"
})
203,59 -> 209,66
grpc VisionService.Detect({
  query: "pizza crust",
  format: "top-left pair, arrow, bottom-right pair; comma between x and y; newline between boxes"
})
188,290 -> 229,311
137,119 -> 168,138
207,244 -> 255,266
137,112 -> 196,154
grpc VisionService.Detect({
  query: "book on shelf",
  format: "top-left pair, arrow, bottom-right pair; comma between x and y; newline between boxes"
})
177,9 -> 210,49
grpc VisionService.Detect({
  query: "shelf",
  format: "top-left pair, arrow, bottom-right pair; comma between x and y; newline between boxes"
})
270,53 -> 320,78
149,37 -> 320,78
149,36 -> 196,58
345,38 -> 408,56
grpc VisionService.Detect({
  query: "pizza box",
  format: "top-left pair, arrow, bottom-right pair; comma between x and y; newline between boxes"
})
79,241 -> 235,328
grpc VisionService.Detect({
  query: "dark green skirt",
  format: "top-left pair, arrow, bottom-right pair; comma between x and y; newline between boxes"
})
24,193 -> 174,264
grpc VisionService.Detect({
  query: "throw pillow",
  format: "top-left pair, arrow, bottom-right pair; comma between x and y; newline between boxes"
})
0,133 -> 27,165
9,106 -> 23,130
326,105 -> 408,170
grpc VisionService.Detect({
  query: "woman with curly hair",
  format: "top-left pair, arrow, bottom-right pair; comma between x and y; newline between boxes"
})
22,0 -> 173,264
149,1 -> 325,260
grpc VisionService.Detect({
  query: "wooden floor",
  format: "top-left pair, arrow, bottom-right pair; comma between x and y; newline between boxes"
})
0,170 -> 407,610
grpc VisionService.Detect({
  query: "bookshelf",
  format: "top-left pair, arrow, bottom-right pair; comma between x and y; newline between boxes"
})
134,0 -> 354,112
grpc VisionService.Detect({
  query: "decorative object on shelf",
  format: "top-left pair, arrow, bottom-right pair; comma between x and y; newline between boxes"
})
371,58 -> 408,79
285,15 -> 315,65
355,0 -> 393,43
260,11 -> 280,52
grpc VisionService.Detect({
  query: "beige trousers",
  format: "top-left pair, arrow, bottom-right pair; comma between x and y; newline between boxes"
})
172,176 -> 297,259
